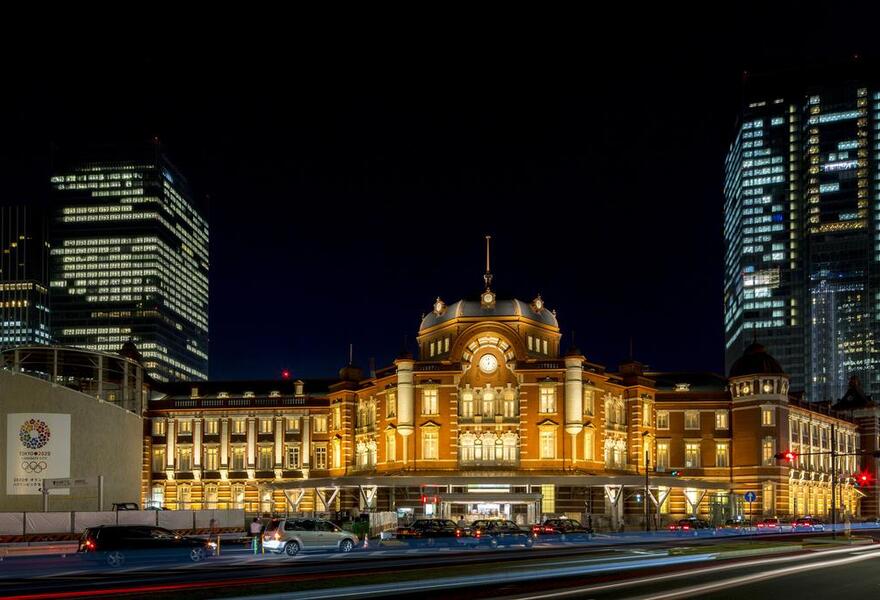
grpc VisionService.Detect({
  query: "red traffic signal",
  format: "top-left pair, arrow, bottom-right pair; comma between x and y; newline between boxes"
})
855,471 -> 872,487
281,369 -> 291,379
774,451 -> 797,462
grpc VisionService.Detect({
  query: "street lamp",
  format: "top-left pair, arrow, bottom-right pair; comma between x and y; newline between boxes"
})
642,431 -> 651,533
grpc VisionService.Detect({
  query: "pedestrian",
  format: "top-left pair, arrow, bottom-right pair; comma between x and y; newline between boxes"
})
250,517 -> 263,554
457,515 -> 467,528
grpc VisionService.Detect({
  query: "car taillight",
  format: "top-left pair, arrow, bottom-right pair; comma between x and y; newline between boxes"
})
668,525 -> 676,530
456,529 -> 462,537
83,538 -> 95,551
274,532 -> 281,540
682,525 -> 690,530
758,523 -> 765,528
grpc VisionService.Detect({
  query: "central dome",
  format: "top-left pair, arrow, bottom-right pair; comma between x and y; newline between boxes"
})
729,342 -> 786,377
419,298 -> 559,331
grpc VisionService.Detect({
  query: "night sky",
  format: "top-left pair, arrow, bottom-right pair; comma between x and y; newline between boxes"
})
2,14 -> 876,380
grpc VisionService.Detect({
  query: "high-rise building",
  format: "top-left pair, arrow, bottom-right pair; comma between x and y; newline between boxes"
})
724,63 -> 880,401
49,146 -> 209,382
0,206 -> 51,347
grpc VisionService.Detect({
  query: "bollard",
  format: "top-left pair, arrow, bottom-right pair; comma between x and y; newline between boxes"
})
216,535 -> 221,556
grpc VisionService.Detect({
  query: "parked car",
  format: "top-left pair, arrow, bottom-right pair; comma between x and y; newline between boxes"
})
531,518 -> 593,542
668,518 -> 712,536
111,502 -> 139,511
262,518 -> 359,556
756,517 -> 789,533
78,525 -> 213,567
395,519 -> 476,547
791,517 -> 825,532
470,519 -> 534,548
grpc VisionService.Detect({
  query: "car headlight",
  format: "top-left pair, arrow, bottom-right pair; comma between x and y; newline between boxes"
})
207,541 -> 217,549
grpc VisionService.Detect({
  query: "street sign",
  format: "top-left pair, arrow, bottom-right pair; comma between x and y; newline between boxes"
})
42,477 -> 96,490
744,491 -> 756,502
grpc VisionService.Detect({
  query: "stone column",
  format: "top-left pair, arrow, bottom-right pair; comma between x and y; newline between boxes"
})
396,357 -> 415,465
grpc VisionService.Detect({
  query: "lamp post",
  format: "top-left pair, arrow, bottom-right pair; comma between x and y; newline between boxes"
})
643,431 -> 650,533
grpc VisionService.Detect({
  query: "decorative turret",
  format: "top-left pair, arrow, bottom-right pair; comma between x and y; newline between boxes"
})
728,342 -> 789,399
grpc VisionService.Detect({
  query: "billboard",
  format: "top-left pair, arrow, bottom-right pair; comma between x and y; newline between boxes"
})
6,413 -> 71,495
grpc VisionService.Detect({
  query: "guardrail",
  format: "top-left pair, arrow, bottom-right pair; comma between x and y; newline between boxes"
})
0,509 -> 245,538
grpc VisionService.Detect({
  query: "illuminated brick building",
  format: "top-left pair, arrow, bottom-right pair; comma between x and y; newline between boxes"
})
143,264 -> 877,526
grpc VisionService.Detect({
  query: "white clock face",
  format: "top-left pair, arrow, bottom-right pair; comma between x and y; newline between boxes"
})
483,292 -> 494,304
479,354 -> 498,374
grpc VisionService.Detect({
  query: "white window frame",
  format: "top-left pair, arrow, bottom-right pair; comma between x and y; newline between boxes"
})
684,441 -> 701,468
761,406 -> 775,426
656,440 -> 669,471
715,442 -> 729,467
656,410 -> 669,430
583,429 -> 594,460
715,410 -> 729,430
539,430 -> 556,459
422,429 -> 439,460
539,386 -> 556,414
684,410 -> 700,430
313,415 -> 328,433
422,388 -> 439,416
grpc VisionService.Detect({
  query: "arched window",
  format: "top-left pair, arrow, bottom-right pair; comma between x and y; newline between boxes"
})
261,488 -> 273,514
367,440 -> 377,466
178,484 -> 191,510
460,390 -> 474,418
460,432 -> 475,463
502,432 -> 518,462
204,484 -> 218,510
232,484 -> 245,510
502,389 -> 517,418
481,390 -> 495,418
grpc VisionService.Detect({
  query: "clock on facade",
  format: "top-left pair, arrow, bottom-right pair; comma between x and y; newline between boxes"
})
478,353 -> 498,374
482,291 -> 495,304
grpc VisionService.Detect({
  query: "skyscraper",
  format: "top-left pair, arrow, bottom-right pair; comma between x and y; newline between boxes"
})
49,145 -> 209,382
724,63 -> 880,401
0,206 -> 51,347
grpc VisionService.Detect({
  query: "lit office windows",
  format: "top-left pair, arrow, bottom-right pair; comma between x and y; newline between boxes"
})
422,389 -> 439,415
715,442 -> 730,467
422,430 -> 438,460
539,387 -> 556,413
684,411 -> 700,430
539,430 -> 556,459
684,442 -> 701,468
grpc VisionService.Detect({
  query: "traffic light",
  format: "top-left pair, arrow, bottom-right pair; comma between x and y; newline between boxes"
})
670,470 -> 682,477
774,451 -> 797,462
855,471 -> 872,487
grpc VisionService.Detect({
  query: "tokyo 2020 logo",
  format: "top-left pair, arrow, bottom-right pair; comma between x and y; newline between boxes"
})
19,419 -> 51,450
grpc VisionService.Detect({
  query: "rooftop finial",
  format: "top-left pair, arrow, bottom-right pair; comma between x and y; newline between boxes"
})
484,234 -> 493,290
349,343 -> 353,365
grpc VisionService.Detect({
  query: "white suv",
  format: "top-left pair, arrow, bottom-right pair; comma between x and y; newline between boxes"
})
263,518 -> 359,556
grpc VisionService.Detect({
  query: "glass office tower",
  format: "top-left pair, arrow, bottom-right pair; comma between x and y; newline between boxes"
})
725,66 -> 880,401
49,147 -> 209,382
0,206 -> 51,347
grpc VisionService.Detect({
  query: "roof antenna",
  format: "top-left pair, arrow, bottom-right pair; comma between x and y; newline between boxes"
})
483,235 -> 493,290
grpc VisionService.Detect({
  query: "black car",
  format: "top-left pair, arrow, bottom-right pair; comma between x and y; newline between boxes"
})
78,525 -> 213,567
531,518 -> 593,542
395,519 -> 476,547
470,520 -> 534,548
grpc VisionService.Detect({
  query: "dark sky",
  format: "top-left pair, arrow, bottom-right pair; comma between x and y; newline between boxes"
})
2,12 -> 877,380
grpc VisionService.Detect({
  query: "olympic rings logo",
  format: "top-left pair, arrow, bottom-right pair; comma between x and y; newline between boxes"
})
21,461 -> 48,473
19,419 -> 51,450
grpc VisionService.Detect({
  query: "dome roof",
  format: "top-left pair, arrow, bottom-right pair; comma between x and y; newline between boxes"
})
419,298 -> 559,331
728,342 -> 786,378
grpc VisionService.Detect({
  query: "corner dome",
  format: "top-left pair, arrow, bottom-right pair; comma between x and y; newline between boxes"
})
419,298 -> 559,331
729,342 -> 785,378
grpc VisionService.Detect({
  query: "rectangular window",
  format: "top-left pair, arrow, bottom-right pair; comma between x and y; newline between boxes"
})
684,411 -> 700,430
177,447 -> 192,471
231,446 -> 245,470
656,411 -> 669,430
152,420 -> 166,436
258,446 -> 273,470
503,394 -> 517,418
386,392 -> 396,418
460,392 -> 474,418
444,337 -> 450,352
656,441 -> 669,471
762,438 -> 776,466
541,483 -> 555,514
204,447 -> 219,470
542,339 -> 548,354
684,442 -> 701,468
386,431 -> 396,462
763,481 -> 775,515
205,420 -> 218,435
178,420 -> 192,434
715,442 -> 729,467
540,430 -> 556,459
284,445 -> 299,468
314,447 -> 327,469
528,335 -> 534,351
313,415 -> 328,433
583,429 -> 595,460
430,341 -> 436,357
232,419 -> 246,435
539,387 -> 556,413
422,389 -> 439,415
583,389 -> 594,416
761,407 -> 775,426
333,406 -> 341,429
259,419 -> 273,434
715,411 -> 729,430
422,430 -> 438,460
286,417 -> 299,432
152,448 -> 165,472
643,403 -> 651,426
